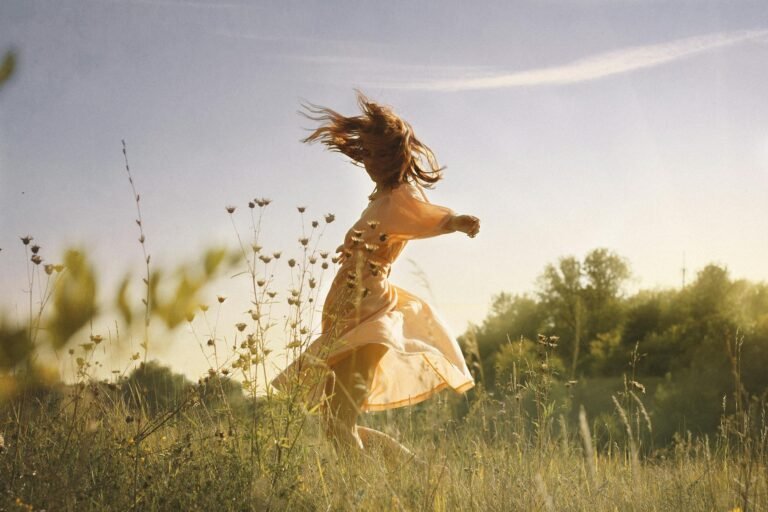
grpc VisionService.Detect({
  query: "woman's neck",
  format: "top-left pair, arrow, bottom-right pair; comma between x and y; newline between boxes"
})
369,182 -> 395,200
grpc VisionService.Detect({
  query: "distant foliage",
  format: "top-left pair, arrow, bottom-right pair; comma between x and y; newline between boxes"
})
465,251 -> 768,442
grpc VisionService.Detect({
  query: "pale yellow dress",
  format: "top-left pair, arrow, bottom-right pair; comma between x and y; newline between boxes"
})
271,182 -> 474,411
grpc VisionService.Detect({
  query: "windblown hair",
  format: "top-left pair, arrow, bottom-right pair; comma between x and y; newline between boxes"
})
301,91 -> 444,189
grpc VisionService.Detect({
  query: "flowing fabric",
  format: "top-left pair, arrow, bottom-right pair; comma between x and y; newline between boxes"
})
271,182 -> 474,411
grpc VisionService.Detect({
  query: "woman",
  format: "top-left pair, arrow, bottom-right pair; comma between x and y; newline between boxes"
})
272,92 -> 480,460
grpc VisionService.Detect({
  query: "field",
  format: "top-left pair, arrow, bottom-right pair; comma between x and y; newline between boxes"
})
1,149 -> 767,511
1,369 -> 766,511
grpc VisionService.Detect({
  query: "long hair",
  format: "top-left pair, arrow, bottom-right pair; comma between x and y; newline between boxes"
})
301,91 -> 444,189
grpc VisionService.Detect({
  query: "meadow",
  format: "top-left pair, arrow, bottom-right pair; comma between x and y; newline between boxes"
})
1,145 -> 767,511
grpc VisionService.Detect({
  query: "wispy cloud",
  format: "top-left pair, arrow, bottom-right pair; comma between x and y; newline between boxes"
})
207,28 -> 496,79
377,29 -> 768,91
84,0 -> 247,8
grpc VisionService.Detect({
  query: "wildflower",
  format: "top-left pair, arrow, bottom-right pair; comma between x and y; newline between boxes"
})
54,264 -> 64,272
272,251 -> 281,259
31,255 -> 42,265
221,368 -> 230,375
321,262 -> 329,270
286,340 -> 302,349
20,236 -> 33,245
324,213 -> 335,223
287,258 -> 296,268
217,295 -> 227,303
90,334 -> 103,344
299,237 -> 309,247
300,327 -> 308,335
331,256 -> 340,264
290,289 -> 300,297
207,339 -> 215,346
297,206 -> 306,213
309,278 -> 316,289
259,255 -> 272,264
257,279 -> 266,287
250,311 -> 260,321
312,220 -> 319,228
235,322 -> 247,332
186,312 -> 195,322
225,205 -> 236,214
199,304 -> 209,312
537,334 -> 558,348
319,251 -> 329,259
309,256 -> 317,264
252,244 -> 262,253
68,348 -> 75,355
248,201 -> 255,209
267,291 -> 277,299
630,380 -> 646,394
30,244 -> 41,254
44,264 -> 54,275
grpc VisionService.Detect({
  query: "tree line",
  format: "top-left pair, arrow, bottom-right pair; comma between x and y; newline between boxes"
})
461,248 -> 768,441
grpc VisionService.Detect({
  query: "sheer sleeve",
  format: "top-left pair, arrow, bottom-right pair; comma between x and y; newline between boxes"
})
380,184 -> 455,240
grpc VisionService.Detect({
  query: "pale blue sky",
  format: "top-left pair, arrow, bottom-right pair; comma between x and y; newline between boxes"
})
2,0 -> 767,376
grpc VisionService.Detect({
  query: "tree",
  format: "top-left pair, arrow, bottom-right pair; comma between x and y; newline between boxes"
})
582,248 -> 631,338
538,249 -> 630,377
464,293 -> 547,388
123,361 -> 191,414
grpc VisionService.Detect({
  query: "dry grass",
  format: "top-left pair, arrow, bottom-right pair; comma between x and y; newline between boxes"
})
1,381 -> 766,511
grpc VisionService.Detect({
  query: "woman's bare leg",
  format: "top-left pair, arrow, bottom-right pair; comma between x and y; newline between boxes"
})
324,344 -> 416,462
323,344 -> 386,450
356,426 -> 416,460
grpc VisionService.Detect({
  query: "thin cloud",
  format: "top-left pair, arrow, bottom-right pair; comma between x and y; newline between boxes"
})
84,0 -> 246,8
208,28 -> 495,77
378,29 -> 768,91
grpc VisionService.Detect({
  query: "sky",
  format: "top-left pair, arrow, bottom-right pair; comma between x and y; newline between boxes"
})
1,0 -> 767,379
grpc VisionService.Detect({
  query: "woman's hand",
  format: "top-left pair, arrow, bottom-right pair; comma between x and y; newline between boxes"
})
449,214 -> 480,238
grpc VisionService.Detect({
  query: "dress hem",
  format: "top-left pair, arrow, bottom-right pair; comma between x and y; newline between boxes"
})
360,350 -> 475,412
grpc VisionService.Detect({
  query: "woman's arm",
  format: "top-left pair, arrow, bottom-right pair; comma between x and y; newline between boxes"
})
446,214 -> 481,238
